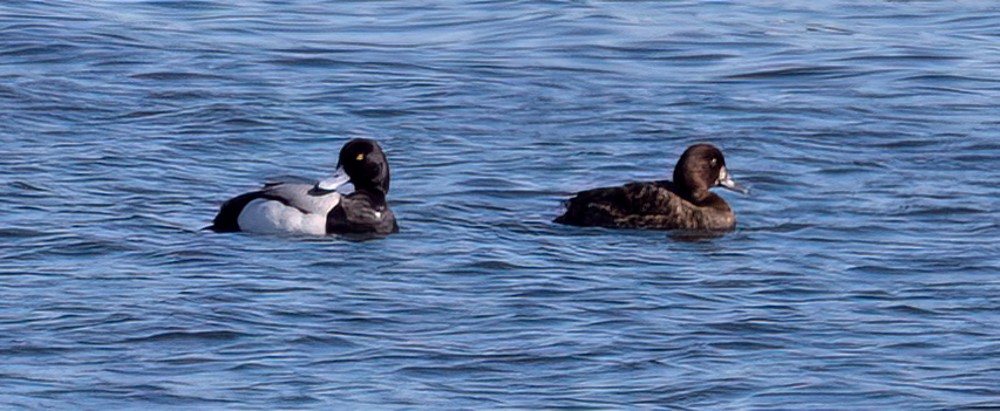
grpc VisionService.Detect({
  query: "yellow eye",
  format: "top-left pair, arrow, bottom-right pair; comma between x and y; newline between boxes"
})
356,153 -> 364,161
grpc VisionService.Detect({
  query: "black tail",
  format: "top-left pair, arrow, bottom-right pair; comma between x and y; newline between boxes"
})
209,191 -> 264,232
554,198 -> 584,225
553,187 -> 622,227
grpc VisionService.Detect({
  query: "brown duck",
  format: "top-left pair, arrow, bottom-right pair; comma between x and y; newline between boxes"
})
555,143 -> 747,231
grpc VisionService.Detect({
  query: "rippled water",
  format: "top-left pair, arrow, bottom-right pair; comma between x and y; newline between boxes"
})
2,1 -> 999,409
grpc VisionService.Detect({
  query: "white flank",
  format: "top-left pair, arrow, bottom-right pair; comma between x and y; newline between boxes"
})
237,186 -> 342,235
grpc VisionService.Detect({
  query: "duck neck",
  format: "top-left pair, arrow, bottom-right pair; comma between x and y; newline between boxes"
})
686,187 -> 713,205
353,185 -> 388,208
673,177 -> 709,205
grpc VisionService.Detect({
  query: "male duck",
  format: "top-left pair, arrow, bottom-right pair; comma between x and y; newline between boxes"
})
210,138 -> 398,236
555,143 -> 747,231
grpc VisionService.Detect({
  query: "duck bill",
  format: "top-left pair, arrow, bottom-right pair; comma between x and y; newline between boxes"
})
315,165 -> 351,191
718,166 -> 749,194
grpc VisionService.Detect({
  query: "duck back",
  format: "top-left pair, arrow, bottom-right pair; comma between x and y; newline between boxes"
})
555,181 -> 734,231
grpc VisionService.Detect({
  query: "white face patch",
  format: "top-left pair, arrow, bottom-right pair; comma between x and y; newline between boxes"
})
716,166 -> 749,194
373,211 -> 382,219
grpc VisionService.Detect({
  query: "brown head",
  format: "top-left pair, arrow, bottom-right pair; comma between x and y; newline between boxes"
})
672,143 -> 747,201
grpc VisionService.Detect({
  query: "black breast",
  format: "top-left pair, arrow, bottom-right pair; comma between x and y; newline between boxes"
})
326,191 -> 399,235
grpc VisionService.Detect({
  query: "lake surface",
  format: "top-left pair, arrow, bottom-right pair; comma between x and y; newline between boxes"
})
2,1 -> 999,409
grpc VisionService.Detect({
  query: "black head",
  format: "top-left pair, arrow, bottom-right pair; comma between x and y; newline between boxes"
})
672,143 -> 745,199
338,138 -> 391,193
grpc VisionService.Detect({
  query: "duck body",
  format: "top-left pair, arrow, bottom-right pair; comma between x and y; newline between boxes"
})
555,144 -> 745,232
212,183 -> 342,235
555,180 -> 734,231
210,138 -> 398,236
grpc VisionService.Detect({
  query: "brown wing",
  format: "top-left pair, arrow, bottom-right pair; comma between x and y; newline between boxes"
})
556,181 -> 727,230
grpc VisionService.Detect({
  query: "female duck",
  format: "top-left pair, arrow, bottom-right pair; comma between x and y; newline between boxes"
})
210,138 -> 398,236
555,143 -> 747,231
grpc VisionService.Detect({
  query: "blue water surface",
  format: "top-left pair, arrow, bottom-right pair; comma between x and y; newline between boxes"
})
2,1 -> 999,409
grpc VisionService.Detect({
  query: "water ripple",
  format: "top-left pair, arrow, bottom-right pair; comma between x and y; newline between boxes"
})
1,0 -> 999,410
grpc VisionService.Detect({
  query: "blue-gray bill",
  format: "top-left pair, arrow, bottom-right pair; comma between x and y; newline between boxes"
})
718,166 -> 750,195
310,165 -> 351,195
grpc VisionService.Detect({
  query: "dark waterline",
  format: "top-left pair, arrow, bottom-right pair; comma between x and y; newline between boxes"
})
2,1 -> 999,409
